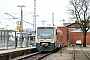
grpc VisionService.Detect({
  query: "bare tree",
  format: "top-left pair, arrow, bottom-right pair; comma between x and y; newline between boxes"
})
68,0 -> 90,47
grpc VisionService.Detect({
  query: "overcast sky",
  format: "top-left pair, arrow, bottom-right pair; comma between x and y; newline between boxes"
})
0,0 -> 71,30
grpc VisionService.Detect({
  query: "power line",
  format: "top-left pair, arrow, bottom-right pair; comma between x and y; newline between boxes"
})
45,0 -> 53,12
9,12 -> 34,16
0,17 -> 6,19
8,13 -> 20,14
0,0 -> 18,10
23,12 -> 34,16
0,0 -> 18,17
5,13 -> 33,25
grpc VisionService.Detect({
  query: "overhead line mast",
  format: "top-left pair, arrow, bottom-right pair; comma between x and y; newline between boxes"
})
33,0 -> 36,36
17,5 -> 26,47
52,13 -> 54,26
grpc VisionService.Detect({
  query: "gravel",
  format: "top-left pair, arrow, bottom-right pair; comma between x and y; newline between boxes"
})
42,48 -> 72,60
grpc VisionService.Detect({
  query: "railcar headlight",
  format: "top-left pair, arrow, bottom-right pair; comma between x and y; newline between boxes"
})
51,39 -> 53,42
37,39 -> 39,42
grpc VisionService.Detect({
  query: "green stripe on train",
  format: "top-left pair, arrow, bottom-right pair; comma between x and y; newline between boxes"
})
50,43 -> 55,46
36,43 -> 55,46
36,43 -> 40,46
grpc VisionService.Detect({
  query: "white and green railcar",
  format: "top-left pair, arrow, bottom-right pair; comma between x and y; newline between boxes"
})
36,26 -> 63,51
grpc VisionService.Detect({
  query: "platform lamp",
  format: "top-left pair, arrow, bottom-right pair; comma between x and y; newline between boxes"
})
0,22 -> 1,25
0,22 -> 1,28
6,25 -> 9,30
41,20 -> 46,25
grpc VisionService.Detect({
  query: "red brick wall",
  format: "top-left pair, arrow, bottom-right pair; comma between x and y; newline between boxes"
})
58,27 -> 68,46
70,32 -> 90,45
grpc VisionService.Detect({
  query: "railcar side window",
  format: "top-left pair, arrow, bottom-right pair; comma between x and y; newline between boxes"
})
56,29 -> 58,35
56,30 -> 57,35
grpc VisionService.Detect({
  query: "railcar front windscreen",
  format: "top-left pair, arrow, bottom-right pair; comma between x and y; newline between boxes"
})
37,27 -> 54,39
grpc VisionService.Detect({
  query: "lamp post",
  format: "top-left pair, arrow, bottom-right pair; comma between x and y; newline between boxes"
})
0,22 -> 1,29
17,5 -> 26,47
0,22 -> 5,29
59,19 -> 65,26
6,25 -> 9,30
0,22 -> 1,27
41,20 -> 46,25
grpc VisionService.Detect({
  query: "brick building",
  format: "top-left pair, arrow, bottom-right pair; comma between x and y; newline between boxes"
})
58,26 -> 68,46
66,23 -> 90,45
70,29 -> 90,45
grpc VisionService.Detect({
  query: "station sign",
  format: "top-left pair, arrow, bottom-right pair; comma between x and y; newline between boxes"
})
16,21 -> 21,25
16,26 -> 21,30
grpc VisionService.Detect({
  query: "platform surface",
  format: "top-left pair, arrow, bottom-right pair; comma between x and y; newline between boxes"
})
0,46 -> 36,55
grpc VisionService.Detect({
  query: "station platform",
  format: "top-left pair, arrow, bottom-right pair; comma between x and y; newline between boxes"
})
0,46 -> 36,60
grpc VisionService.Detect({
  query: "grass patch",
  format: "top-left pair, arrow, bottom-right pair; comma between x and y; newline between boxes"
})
62,47 -> 67,50
58,46 -> 71,53
67,45 -> 73,48
58,45 -> 73,53
58,47 -> 66,53
54,55 -> 58,57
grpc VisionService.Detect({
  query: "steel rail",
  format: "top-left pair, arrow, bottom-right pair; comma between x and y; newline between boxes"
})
81,47 -> 90,60
18,52 -> 52,60
36,52 -> 52,60
72,45 -> 90,60
18,52 -> 40,60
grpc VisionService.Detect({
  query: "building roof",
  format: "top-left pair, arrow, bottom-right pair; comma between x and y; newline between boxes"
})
63,23 -> 72,26
0,29 -> 18,32
71,28 -> 90,32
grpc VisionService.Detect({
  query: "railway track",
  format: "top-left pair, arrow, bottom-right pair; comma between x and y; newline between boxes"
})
18,52 -> 52,60
72,45 -> 90,60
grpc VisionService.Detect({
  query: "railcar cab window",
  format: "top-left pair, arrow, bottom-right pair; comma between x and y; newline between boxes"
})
37,27 -> 54,39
